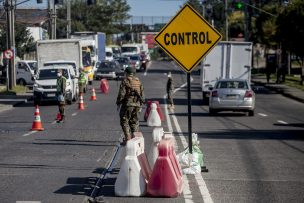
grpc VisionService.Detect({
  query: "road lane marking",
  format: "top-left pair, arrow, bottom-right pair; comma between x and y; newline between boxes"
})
72,112 -> 78,116
22,131 -> 37,137
277,120 -> 288,125
16,201 -> 41,203
164,78 -> 214,203
258,113 -> 268,117
164,95 -> 193,202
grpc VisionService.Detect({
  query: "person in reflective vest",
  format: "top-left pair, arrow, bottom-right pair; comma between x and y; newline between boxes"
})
78,67 -> 87,95
116,66 -> 145,145
56,69 -> 67,123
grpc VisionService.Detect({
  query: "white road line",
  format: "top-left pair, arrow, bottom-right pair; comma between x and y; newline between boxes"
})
51,120 -> 57,124
166,80 -> 214,203
144,71 -> 147,76
16,201 -> 41,203
163,95 -> 193,203
72,112 -> 78,116
277,120 -> 288,125
22,131 -> 37,137
258,113 -> 268,117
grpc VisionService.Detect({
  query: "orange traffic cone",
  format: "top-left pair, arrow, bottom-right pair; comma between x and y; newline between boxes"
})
90,88 -> 97,101
55,112 -> 62,121
31,105 -> 44,131
79,94 -> 85,110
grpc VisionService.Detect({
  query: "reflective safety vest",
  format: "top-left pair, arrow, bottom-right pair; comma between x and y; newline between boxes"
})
78,72 -> 86,85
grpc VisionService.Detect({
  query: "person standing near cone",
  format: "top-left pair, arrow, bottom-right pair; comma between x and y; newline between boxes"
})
78,67 -> 87,95
166,72 -> 175,110
56,69 -> 67,123
116,66 -> 145,145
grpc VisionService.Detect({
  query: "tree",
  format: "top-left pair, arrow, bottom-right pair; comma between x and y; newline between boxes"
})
276,0 -> 304,84
0,23 -> 35,58
56,0 -> 130,40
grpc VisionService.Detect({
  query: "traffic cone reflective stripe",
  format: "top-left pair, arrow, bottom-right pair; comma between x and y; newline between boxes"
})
79,94 -> 85,110
90,88 -> 97,101
31,105 -> 44,131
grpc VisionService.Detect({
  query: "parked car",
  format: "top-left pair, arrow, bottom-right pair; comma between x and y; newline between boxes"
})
129,54 -> 142,71
115,56 -> 131,71
16,60 -> 37,86
209,79 -> 255,116
94,60 -> 124,80
33,65 -> 78,105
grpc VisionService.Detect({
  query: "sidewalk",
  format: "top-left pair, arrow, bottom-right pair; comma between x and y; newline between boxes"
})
251,75 -> 304,103
0,84 -> 33,112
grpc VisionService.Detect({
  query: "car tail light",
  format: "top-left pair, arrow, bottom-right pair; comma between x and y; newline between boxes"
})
211,90 -> 218,97
245,90 -> 253,98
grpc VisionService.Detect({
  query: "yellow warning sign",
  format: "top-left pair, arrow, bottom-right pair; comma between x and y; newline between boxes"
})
155,3 -> 222,72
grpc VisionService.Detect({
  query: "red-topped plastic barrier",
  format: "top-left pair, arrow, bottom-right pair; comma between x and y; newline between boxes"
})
144,100 -> 153,121
153,101 -> 164,121
100,79 -> 109,94
147,137 -> 183,197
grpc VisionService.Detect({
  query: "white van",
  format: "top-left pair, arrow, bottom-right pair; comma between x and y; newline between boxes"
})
16,60 -> 37,86
121,44 -> 141,57
105,47 -> 114,61
33,65 -> 79,105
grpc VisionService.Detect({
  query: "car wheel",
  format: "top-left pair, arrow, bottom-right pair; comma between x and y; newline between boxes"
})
66,99 -> 72,105
34,98 -> 41,106
209,109 -> 217,116
18,79 -> 26,86
248,110 -> 254,117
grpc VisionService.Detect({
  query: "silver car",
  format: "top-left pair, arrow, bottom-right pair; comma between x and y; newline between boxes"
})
209,79 -> 255,116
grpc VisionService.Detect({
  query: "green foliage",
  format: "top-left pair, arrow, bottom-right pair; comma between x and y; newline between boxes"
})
276,0 -> 304,59
0,24 -> 35,58
56,0 -> 130,38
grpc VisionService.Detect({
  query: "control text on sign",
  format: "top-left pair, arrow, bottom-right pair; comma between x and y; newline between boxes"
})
164,32 -> 212,46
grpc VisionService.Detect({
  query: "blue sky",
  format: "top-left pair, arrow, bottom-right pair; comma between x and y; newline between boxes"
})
17,0 -> 186,17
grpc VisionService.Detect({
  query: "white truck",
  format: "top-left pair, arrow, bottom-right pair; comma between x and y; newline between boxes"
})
200,41 -> 253,102
16,60 -> 37,86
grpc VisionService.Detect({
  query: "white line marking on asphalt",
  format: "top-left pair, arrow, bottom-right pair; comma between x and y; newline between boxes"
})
72,112 -> 78,116
258,113 -> 268,117
167,79 -> 214,203
51,120 -> 56,124
164,95 -> 193,203
16,201 -> 41,203
144,71 -> 147,76
22,131 -> 37,137
277,120 -> 288,125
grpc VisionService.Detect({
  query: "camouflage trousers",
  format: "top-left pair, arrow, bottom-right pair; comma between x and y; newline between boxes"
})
119,106 -> 140,140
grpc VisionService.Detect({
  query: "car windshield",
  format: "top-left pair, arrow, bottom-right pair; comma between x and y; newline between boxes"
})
130,55 -> 140,60
117,58 -> 129,63
28,62 -> 37,71
37,69 -> 69,80
122,47 -> 137,53
98,62 -> 116,70
216,81 -> 248,89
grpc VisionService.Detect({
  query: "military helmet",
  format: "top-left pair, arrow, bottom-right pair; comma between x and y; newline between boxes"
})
125,66 -> 135,75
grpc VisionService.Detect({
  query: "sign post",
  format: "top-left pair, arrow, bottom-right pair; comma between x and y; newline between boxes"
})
154,3 -> 222,154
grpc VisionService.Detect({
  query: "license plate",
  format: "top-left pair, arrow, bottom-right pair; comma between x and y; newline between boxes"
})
226,94 -> 237,99
47,93 -> 55,97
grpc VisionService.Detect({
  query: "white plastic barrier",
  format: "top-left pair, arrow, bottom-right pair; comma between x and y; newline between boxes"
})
147,103 -> 161,127
148,127 -> 164,168
115,134 -> 151,196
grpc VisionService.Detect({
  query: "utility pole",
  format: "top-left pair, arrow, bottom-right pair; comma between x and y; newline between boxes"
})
4,0 -> 16,90
67,0 -> 71,38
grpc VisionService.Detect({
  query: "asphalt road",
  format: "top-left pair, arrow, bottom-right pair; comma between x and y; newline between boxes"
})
0,60 -> 304,203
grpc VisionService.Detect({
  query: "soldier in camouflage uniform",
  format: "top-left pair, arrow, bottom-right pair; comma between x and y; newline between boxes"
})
116,66 -> 145,145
